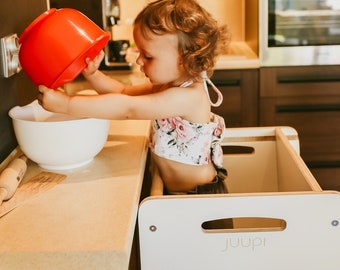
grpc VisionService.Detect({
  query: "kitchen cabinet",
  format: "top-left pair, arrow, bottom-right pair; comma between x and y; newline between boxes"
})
210,69 -> 259,128
259,65 -> 340,190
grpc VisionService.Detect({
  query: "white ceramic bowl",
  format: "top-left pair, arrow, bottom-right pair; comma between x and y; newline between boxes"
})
9,100 -> 110,170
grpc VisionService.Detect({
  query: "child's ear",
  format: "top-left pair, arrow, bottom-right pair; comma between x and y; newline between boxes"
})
177,55 -> 185,70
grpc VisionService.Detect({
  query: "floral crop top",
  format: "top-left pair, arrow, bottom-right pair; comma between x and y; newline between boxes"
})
149,72 -> 226,167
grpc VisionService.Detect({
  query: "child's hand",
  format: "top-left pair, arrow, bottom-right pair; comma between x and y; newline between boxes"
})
82,50 -> 105,77
38,85 -> 70,114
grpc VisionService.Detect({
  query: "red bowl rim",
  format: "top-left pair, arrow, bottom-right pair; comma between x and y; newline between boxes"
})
19,8 -> 57,44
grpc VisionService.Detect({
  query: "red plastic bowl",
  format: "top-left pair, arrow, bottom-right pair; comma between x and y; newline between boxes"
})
18,8 -> 110,89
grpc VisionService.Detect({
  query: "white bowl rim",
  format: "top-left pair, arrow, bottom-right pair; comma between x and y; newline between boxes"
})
9,100 -> 105,123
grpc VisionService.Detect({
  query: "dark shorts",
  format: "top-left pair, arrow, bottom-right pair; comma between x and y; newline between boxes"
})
164,167 -> 229,195
188,167 -> 228,195
164,167 -> 233,229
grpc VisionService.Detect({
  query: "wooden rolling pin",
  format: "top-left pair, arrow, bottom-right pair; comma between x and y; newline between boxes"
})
0,155 -> 27,205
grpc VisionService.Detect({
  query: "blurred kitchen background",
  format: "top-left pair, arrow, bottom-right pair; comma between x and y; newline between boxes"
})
1,0 -> 340,190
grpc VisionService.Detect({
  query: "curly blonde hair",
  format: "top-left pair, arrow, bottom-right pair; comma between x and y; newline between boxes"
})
134,0 -> 230,80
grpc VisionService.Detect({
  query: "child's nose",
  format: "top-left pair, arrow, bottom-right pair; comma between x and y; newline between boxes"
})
136,55 -> 144,66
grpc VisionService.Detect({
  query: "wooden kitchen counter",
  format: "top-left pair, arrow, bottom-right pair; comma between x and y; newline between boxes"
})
0,120 -> 151,270
215,41 -> 260,70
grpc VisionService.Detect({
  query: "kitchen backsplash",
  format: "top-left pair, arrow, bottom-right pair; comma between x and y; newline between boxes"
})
0,0 -> 47,163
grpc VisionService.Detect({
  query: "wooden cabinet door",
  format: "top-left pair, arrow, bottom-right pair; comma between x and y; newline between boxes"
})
259,66 -> 340,190
210,69 -> 259,127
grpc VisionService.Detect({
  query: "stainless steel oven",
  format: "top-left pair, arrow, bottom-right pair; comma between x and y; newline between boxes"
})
259,0 -> 340,66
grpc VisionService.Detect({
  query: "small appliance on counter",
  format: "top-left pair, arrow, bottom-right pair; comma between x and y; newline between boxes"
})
103,0 -> 132,70
50,0 -> 133,70
107,39 -> 130,63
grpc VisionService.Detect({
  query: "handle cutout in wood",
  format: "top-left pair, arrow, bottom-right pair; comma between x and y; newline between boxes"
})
222,145 -> 255,155
202,217 -> 287,233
